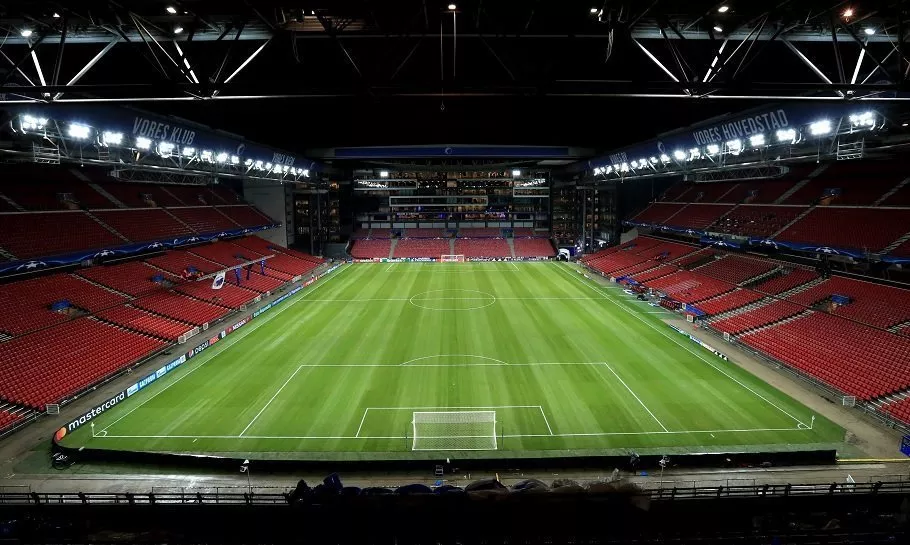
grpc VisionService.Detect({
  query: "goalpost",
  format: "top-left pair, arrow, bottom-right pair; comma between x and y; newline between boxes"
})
440,254 -> 466,262
411,411 -> 498,450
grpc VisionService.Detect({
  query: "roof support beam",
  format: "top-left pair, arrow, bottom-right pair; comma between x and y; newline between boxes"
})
782,39 -> 845,97
53,39 -> 118,100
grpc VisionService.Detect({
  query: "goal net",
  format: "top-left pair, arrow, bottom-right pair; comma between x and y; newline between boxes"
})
411,411 -> 497,451
440,254 -> 466,262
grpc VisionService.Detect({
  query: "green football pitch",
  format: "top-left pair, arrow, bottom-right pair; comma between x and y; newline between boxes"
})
60,261 -> 844,461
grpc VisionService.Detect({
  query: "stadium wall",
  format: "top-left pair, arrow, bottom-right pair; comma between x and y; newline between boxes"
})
243,180 -> 291,247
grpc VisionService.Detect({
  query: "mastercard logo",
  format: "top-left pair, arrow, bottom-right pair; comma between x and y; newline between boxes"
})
54,427 -> 67,442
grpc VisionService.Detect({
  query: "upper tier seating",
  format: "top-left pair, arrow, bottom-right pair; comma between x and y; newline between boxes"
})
752,268 -> 819,295
393,239 -> 450,258
454,239 -> 511,258
891,239 -> 910,258
695,289 -> 764,315
782,161 -> 907,206
0,273 -> 128,337
78,261 -> 179,298
0,318 -> 167,408
229,270 -> 284,293
0,211 -> 124,259
215,206 -> 275,227
709,205 -> 806,238
693,255 -> 778,285
882,183 -> 910,206
786,276 -> 910,329
775,207 -> 910,252
672,248 -> 715,268
163,185 -> 217,206
710,300 -> 805,334
189,241 -> 264,267
134,292 -> 229,325
96,306 -> 193,341
631,203 -> 686,224
351,239 -> 392,259
512,228 -> 535,236
680,182 -> 742,203
100,182 -> 185,207
513,238 -> 556,258
208,186 -> 242,204
667,204 -> 735,229
93,209 -> 193,242
1,179 -> 113,210
167,207 -> 239,233
368,229 -> 394,239
741,313 -> 910,400
644,270 -> 734,304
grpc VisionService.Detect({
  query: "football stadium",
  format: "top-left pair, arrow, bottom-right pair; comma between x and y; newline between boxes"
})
1,1 -> 910,543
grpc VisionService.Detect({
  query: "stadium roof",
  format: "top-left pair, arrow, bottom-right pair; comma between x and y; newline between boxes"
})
0,0 -> 906,150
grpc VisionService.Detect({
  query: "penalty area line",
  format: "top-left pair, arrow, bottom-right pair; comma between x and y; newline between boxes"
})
239,365 -> 304,437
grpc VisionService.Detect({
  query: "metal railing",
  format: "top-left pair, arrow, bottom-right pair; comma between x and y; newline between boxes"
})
1,480 -> 907,506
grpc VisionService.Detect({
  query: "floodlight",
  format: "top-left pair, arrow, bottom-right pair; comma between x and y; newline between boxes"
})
101,131 -> 123,146
809,119 -> 831,135
448,4 -> 457,11
673,149 -> 686,161
688,147 -> 700,160
726,139 -> 742,153
864,27 -> 875,35
717,5 -> 729,13
749,133 -> 765,147
265,162 -> 273,170
254,160 -> 264,169
903,122 -> 909,127
706,144 -> 720,155
843,8 -> 854,18
174,25 -> 184,34
157,141 -> 175,157
713,25 -> 723,32
605,166 -> 613,173
52,12 -> 60,18
630,160 -> 639,169
136,136 -> 151,150
200,150 -> 213,162
182,147 -> 196,157
67,123 -> 90,139
512,169 -> 521,177
638,158 -> 647,167
231,155 -> 240,165
215,152 -> 228,163
620,163 -> 630,173
776,128 -> 797,143
660,154 -> 670,164
302,169 -> 310,177
593,167 -> 602,175
20,29 -> 32,37
166,6 -> 177,14
590,7 -> 598,14
379,170 -> 389,178
21,115 -> 47,131
649,156 -> 658,164
849,111 -> 875,127
244,159 -> 253,167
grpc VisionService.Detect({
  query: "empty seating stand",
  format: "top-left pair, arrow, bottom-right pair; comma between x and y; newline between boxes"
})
167,207 -> 239,234
775,207 -> 910,253
394,239 -> 450,258
753,268 -> 819,295
351,239 -> 391,259
695,289 -> 764,315
787,276 -> 910,329
882,397 -> 910,425
710,300 -> 805,335
0,318 -> 167,408
513,238 -> 556,258
454,238 -> 512,258
644,270 -> 734,304
215,206 -> 275,228
78,261 -> 179,297
710,205 -> 807,238
0,211 -> 123,259
93,209 -> 193,242
631,203 -> 686,224
146,250 -> 222,276
100,182 -> 184,207
694,255 -> 777,285
134,292 -> 229,326
96,306 -> 193,341
667,204 -> 735,230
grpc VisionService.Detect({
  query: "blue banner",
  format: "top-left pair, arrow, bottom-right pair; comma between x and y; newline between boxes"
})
700,236 -> 742,249
0,225 -> 278,278
748,237 -> 867,258
882,254 -> 910,265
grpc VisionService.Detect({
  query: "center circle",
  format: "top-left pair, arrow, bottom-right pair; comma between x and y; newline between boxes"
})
409,289 -> 497,311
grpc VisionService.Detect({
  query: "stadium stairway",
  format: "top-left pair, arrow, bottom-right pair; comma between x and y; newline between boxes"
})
387,238 -> 398,259
773,164 -> 829,204
82,210 -> 130,242
87,183 -> 127,208
883,230 -> 910,254
506,237 -> 517,258
873,176 -> 910,205
162,207 -> 196,233
769,206 -> 815,238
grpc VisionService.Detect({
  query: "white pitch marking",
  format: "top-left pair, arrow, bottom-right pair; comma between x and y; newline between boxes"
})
239,365 -> 304,437
600,362 -> 669,432
366,405 -> 541,410
96,264 -> 353,435
399,354 -> 511,366
538,405 -> 554,435
385,262 -> 395,272
511,261 -> 520,271
355,408 -> 370,438
296,296 -> 601,302
558,264 -> 810,428
97,427 -> 807,440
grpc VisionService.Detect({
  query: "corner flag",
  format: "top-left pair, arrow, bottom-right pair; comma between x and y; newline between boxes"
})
212,271 -> 226,290
240,459 -> 249,473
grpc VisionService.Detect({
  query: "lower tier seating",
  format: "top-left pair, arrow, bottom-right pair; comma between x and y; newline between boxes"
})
695,289 -> 764,316
0,318 -> 167,408
96,306 -> 194,341
350,238 -> 392,259
710,300 -> 805,335
513,238 -> 556,257
741,313 -> 910,400
454,238 -> 511,258
175,280 -> 258,309
644,270 -> 734,304
78,261 -> 179,297
146,250 -> 222,276
881,397 -> 910,425
0,409 -> 23,431
393,239 -> 450,258
134,292 -> 229,325
632,264 -> 677,282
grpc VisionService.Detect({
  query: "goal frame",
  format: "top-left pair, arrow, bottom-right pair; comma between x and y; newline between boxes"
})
411,410 -> 498,451
440,254 -> 466,262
